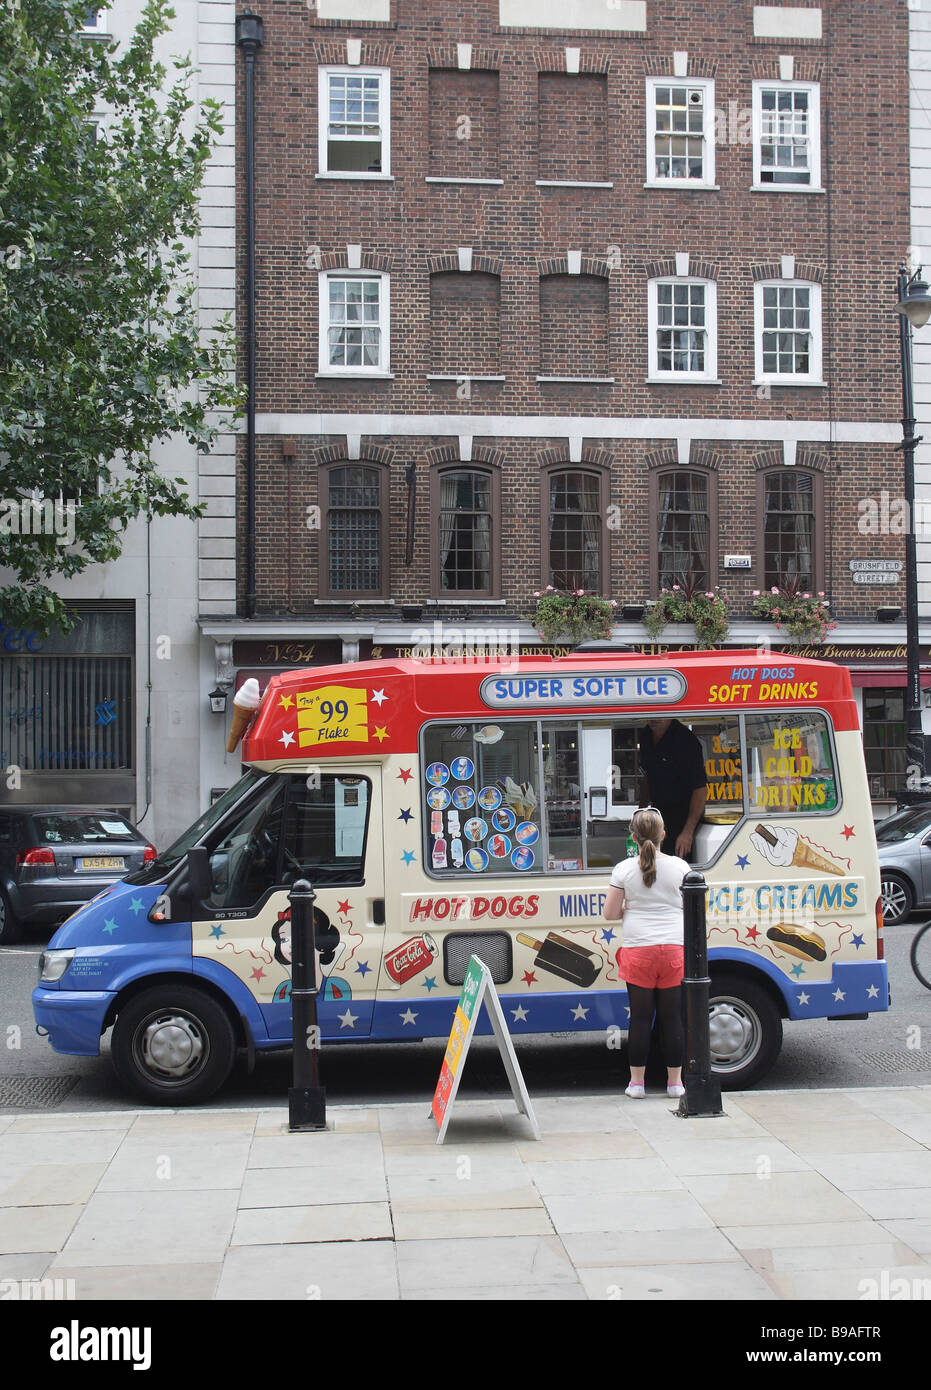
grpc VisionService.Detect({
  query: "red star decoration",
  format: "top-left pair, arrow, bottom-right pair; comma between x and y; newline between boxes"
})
397,768 -> 413,783
745,925 -> 760,941
522,970 -> 537,986
251,967 -> 266,981
337,899 -> 351,916
842,825 -> 855,840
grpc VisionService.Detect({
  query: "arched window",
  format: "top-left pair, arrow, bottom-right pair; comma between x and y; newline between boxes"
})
432,468 -> 497,597
759,469 -> 822,592
320,463 -> 388,597
545,469 -> 604,592
654,471 -> 712,590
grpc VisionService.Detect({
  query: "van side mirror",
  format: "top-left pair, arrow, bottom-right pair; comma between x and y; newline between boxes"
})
187,846 -> 212,905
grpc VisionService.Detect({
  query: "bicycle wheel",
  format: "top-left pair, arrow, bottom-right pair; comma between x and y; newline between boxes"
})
910,921 -> 931,991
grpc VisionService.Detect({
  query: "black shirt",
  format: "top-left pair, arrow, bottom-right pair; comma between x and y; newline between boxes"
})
639,720 -> 708,853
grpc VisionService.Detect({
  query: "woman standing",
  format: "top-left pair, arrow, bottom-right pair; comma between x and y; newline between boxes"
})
603,807 -> 688,1099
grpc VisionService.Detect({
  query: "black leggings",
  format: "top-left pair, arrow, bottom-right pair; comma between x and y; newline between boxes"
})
626,983 -> 683,1069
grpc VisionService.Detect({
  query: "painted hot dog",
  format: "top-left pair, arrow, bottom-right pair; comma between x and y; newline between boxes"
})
765,923 -> 827,962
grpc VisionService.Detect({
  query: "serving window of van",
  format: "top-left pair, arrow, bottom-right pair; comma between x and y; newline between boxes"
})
421,715 -> 749,877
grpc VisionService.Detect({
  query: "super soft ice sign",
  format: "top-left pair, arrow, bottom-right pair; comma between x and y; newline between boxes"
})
480,670 -> 687,708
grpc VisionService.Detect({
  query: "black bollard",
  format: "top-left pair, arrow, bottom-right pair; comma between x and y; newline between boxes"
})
288,878 -> 327,1130
677,871 -> 725,1118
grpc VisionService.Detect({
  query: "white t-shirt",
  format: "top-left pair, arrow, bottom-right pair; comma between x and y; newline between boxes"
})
609,852 -> 690,948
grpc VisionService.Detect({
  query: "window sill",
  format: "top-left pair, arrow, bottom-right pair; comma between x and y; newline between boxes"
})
315,371 -> 395,380
646,376 -> 722,385
426,374 -> 506,381
644,181 -> 719,191
313,598 -> 394,605
753,378 -> 827,388
536,180 -> 614,189
315,173 -> 394,181
536,376 -> 615,383
432,598 -> 508,605
751,183 -> 825,194
425,177 -> 504,185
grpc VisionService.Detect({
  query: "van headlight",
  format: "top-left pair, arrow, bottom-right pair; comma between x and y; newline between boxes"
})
38,949 -> 75,983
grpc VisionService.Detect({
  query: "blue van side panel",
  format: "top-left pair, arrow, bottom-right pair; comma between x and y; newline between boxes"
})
708,946 -> 889,1019
192,957 -> 271,1045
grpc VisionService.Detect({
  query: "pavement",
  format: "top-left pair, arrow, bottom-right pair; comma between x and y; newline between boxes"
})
1,1084 -> 931,1302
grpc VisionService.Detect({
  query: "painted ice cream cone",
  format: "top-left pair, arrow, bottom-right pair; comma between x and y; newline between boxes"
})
790,840 -> 844,876
226,677 -> 261,752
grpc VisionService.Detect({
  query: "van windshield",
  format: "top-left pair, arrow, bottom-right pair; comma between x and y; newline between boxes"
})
123,769 -> 269,884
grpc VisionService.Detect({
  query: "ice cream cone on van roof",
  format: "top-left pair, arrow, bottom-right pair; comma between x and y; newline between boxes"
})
227,678 -> 262,752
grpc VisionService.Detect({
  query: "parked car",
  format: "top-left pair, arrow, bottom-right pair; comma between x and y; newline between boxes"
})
0,808 -> 156,944
876,803 -> 931,925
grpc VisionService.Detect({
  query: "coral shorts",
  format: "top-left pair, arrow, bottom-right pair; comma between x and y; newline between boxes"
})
616,944 -> 684,990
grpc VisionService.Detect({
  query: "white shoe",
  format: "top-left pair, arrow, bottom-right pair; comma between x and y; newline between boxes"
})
625,1083 -> 646,1099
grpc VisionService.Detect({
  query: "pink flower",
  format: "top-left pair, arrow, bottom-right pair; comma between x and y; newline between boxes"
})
818,591 -> 825,598
532,591 -> 541,598
770,587 -> 779,595
672,585 -> 680,591
575,589 -> 585,597
752,590 -> 760,597
545,585 -> 554,592
705,592 -> 714,599
802,593 -> 810,599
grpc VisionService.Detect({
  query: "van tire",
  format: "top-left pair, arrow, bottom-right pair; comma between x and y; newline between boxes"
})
111,986 -> 236,1105
0,889 -> 23,945
707,972 -> 782,1090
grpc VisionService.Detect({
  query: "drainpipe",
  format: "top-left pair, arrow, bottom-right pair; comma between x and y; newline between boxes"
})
236,12 -> 264,619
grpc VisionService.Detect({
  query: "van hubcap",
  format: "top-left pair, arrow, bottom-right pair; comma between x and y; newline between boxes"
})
138,1013 -> 206,1079
708,998 -> 760,1070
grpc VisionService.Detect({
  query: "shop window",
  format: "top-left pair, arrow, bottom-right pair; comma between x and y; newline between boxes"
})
863,690 -> 907,800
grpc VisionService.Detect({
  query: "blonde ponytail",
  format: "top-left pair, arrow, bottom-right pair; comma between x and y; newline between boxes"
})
631,807 -> 664,888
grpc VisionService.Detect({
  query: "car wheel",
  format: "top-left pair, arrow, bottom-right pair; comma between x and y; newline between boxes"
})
708,973 -> 783,1090
111,986 -> 236,1105
0,889 -> 23,945
880,872 -> 914,927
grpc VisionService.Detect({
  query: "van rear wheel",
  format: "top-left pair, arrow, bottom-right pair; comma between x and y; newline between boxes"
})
708,973 -> 782,1090
111,986 -> 236,1105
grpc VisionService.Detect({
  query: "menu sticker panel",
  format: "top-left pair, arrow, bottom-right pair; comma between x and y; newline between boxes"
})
296,686 -> 368,746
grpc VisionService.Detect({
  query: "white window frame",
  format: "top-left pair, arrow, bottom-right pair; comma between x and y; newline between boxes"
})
317,271 -> 391,377
645,77 -> 716,188
80,7 -> 105,32
752,80 -> 821,190
318,66 -> 391,179
754,279 -> 823,385
647,277 -> 718,382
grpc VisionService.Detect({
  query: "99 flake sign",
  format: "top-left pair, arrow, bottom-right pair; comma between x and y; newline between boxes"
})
296,686 -> 368,746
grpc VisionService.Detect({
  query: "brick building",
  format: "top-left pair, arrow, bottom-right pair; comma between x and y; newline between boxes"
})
208,0 -> 917,811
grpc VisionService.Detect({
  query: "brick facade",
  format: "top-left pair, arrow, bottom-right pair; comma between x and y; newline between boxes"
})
236,0 -> 909,631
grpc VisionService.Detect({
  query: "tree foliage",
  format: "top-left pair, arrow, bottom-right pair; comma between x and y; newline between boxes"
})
0,0 -> 241,631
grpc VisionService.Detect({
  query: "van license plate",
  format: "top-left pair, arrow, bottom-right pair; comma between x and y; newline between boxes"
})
76,856 -> 125,871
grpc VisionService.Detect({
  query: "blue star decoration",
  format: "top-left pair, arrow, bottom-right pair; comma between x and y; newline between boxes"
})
736,854 -> 750,870
852,933 -> 865,949
401,850 -> 415,866
422,975 -> 438,991
398,808 -> 413,823
790,962 -> 805,978
102,918 -> 119,936
600,926 -> 616,944
210,924 -> 226,940
128,897 -> 144,916
355,960 -> 371,976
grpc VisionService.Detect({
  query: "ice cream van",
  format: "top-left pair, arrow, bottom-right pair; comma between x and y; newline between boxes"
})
33,651 -> 889,1103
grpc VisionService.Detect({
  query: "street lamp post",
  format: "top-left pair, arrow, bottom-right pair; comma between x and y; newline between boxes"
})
895,265 -> 931,794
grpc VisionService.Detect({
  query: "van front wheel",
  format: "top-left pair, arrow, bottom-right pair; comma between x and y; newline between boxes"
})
707,973 -> 783,1090
111,986 -> 236,1105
